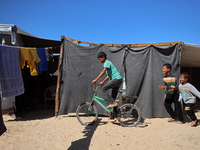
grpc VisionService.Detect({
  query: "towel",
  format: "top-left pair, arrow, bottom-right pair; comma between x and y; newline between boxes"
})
20,47 -> 41,76
0,45 -> 24,98
37,48 -> 48,74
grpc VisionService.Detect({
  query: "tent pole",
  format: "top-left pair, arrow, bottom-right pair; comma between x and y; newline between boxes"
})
64,36 -> 183,48
55,36 -> 65,117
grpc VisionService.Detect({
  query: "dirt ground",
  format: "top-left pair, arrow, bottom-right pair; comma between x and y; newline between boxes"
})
1,107 -> 200,150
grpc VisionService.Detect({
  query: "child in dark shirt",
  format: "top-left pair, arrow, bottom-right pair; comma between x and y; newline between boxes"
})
159,63 -> 184,123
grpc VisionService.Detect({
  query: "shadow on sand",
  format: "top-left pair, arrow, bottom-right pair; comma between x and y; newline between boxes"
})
67,119 -> 104,150
7,107 -> 55,121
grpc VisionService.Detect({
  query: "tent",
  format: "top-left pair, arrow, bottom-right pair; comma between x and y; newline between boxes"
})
0,24 -> 61,114
0,24 -> 61,52
56,37 -> 200,118
0,24 -> 61,136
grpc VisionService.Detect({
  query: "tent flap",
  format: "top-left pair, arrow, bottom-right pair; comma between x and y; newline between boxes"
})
181,43 -> 200,67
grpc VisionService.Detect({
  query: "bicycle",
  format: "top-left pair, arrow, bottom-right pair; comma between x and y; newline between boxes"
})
76,85 -> 141,127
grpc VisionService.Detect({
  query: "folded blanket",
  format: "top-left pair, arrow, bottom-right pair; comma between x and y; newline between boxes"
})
0,45 -> 24,98
37,48 -> 48,74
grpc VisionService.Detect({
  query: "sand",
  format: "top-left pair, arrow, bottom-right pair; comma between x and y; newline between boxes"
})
1,108 -> 200,150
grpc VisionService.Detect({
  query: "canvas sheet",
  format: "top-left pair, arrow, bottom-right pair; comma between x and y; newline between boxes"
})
1,96 -> 15,111
58,39 -> 180,118
125,44 -> 180,118
58,39 -> 126,115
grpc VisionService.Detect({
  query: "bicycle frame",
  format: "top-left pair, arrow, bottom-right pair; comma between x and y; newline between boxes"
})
77,85 -> 141,127
92,95 -> 110,113
89,85 -> 120,115
91,95 -> 120,114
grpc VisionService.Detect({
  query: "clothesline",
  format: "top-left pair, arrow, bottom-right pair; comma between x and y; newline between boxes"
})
0,44 -> 57,98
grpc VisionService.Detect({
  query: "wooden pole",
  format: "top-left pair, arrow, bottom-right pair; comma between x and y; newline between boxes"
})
55,36 -> 64,117
64,37 -> 183,48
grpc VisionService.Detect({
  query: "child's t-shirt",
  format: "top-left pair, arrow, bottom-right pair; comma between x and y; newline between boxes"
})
179,83 -> 200,104
104,59 -> 122,80
163,73 -> 177,94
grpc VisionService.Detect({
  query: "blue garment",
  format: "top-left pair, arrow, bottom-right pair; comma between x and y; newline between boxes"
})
37,48 -> 48,74
0,45 -> 24,98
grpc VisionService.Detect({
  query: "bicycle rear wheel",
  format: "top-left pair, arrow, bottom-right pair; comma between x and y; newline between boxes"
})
76,102 -> 98,126
117,103 -> 141,127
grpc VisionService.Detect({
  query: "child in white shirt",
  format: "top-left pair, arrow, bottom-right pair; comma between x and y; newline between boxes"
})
179,72 -> 200,127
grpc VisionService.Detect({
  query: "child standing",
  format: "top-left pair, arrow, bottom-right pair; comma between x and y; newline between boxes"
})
159,63 -> 184,123
92,52 -> 122,108
179,72 -> 200,127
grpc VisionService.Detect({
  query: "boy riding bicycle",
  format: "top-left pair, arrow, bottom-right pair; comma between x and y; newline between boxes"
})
92,52 -> 122,108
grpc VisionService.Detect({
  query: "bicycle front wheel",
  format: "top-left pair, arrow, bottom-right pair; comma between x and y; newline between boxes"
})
76,102 -> 98,126
117,103 -> 141,127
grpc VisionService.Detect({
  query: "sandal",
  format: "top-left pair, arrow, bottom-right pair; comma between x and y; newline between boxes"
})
191,120 -> 199,127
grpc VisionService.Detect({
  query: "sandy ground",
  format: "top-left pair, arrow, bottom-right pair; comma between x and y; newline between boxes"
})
1,107 -> 200,150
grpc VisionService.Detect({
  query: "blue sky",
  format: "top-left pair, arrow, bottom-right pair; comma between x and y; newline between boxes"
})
1,0 -> 200,45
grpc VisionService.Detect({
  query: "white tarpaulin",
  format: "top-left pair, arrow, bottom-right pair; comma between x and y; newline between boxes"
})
181,43 -> 200,67
1,96 -> 15,111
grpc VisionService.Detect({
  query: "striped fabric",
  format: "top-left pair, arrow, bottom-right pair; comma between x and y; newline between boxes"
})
0,45 -> 24,98
163,73 -> 177,94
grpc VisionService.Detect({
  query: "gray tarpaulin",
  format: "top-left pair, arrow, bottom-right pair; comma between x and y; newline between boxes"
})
58,39 -> 180,118
126,44 -> 180,118
58,39 -> 126,115
0,98 -> 7,136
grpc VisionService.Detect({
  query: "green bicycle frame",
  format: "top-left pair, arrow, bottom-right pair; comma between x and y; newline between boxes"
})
92,95 -> 120,114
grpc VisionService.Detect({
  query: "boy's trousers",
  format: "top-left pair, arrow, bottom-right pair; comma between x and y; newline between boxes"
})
183,103 -> 197,121
164,92 -> 184,122
101,78 -> 122,102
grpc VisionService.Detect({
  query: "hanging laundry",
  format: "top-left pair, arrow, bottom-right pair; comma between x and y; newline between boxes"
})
45,48 -> 51,61
20,47 -> 41,76
48,47 -> 54,62
0,45 -> 24,98
37,48 -> 48,74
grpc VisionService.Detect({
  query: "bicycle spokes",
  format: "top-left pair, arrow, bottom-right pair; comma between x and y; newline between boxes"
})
117,104 -> 141,127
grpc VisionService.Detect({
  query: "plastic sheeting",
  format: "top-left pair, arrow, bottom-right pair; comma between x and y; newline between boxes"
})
0,97 -> 7,136
58,39 -> 180,118
0,24 -> 61,50
181,43 -> 200,67
1,97 -> 15,111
